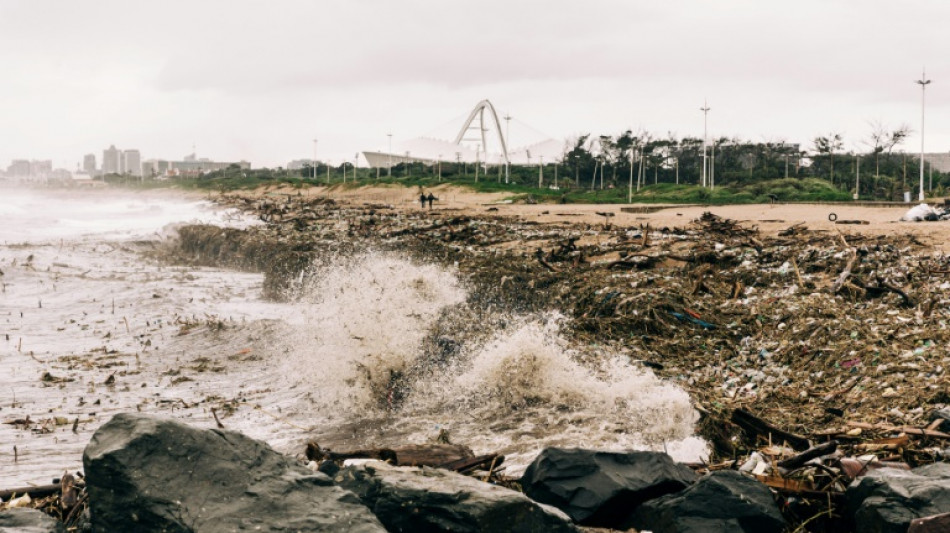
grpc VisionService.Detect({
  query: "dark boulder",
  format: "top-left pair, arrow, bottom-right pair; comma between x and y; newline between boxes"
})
83,413 -> 385,533
628,470 -> 786,533
910,512 -> 950,533
519,448 -> 697,527
337,461 -> 578,532
0,508 -> 65,533
847,463 -> 950,533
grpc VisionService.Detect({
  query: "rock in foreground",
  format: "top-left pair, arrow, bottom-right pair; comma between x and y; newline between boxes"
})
519,448 -> 697,527
0,508 -> 65,533
337,461 -> 578,532
83,413 -> 385,533
629,470 -> 786,533
847,463 -> 950,533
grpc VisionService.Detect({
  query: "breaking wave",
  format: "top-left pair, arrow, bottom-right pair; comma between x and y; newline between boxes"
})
270,251 -> 705,469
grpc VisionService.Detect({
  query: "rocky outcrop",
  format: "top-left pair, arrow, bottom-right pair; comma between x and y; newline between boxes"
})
847,463 -> 950,533
628,470 -> 786,533
336,461 -> 578,532
82,413 -> 385,533
519,448 -> 697,527
0,508 -> 65,533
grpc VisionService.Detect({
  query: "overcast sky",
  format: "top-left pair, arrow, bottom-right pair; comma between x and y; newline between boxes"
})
2,0 -> 948,169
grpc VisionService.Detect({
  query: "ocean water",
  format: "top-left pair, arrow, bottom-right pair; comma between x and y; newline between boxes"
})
0,188 -> 705,487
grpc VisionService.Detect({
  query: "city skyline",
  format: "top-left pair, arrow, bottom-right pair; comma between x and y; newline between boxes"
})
2,1 -> 949,168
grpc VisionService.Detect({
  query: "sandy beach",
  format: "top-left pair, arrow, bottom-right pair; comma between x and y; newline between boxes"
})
245,183 -> 947,249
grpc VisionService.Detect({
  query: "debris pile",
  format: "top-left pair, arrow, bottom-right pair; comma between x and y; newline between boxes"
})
180,195 -> 950,436
93,191 -> 950,531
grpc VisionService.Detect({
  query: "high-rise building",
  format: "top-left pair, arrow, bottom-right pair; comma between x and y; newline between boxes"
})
29,160 -> 52,177
83,153 -> 97,175
7,160 -> 30,176
102,145 -> 120,174
122,149 -> 142,177
142,159 -> 170,177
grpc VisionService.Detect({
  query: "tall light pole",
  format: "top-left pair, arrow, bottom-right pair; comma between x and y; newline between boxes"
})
700,101 -> 710,188
854,152 -> 860,200
916,70 -> 931,202
538,155 -> 544,188
387,133 -> 393,178
312,139 -> 318,181
504,113 -> 512,183
628,149 -> 634,202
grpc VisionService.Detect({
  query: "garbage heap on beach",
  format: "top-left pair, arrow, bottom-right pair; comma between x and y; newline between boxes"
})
144,191 -> 950,531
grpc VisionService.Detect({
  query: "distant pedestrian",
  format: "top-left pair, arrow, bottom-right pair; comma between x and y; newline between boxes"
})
419,193 -> 427,209
426,192 -> 436,209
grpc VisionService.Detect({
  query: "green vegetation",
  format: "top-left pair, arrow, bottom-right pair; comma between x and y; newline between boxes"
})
98,123 -> 948,204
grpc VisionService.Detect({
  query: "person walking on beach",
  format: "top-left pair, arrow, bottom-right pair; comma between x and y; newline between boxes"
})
426,192 -> 436,209
419,192 -> 427,209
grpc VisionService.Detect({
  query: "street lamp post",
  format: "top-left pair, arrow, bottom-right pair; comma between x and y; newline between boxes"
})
312,139 -> 318,181
539,155 -> 544,188
855,153 -> 860,200
628,150 -> 634,202
387,133 -> 393,178
700,101 -> 710,188
504,113 -> 512,183
916,70 -> 931,202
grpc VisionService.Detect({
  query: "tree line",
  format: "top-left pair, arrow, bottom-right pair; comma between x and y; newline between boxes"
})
549,121 -> 945,200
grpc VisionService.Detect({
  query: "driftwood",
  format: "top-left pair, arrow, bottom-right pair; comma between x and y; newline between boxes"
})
306,441 -> 474,467
438,453 -> 504,474
776,440 -> 838,470
0,483 -> 60,500
731,409 -> 810,451
831,252 -> 858,294
535,249 -> 560,272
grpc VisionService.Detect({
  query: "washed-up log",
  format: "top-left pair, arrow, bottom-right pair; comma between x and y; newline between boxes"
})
389,444 -> 475,467
731,409 -> 810,451
835,220 -> 870,225
854,434 -> 911,452
844,421 -> 950,439
752,473 -> 812,493
778,222 -> 806,237
0,483 -> 60,500
776,440 -> 837,470
438,453 -> 504,474
305,441 -> 474,467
